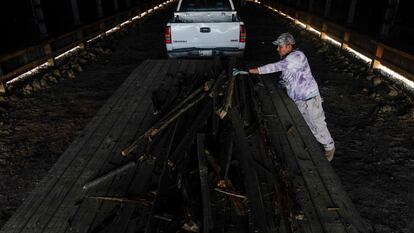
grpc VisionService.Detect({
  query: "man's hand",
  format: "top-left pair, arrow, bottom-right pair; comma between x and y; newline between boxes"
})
249,68 -> 259,74
277,79 -> 286,88
232,68 -> 249,76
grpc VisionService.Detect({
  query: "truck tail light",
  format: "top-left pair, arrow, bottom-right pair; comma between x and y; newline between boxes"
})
240,25 -> 246,43
165,26 -> 171,44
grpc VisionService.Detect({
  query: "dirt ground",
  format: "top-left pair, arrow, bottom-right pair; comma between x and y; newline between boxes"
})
1,2 -> 413,233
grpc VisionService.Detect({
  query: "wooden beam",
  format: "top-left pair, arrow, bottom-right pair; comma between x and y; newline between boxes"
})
114,0 -> 119,12
71,0 -> 81,25
346,0 -> 357,26
379,0 -> 400,39
371,43 -> 384,69
308,0 -> 314,12
44,44 -> 55,67
196,134 -> 214,232
82,162 -> 135,191
31,0 -> 48,38
230,107 -> 277,233
96,0 -> 104,18
323,0 -> 332,18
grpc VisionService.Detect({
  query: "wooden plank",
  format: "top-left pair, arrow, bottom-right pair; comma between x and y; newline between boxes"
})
260,77 -> 349,233
95,60 -> 196,233
14,60 -> 155,233
0,60 -> 152,233
105,122 -> 182,233
196,134 -> 213,232
255,83 -> 319,233
274,80 -> 371,233
143,99 -> 214,233
20,60 -> 163,233
98,122 -> 183,233
81,59 -> 183,233
230,107 -> 277,233
59,60 -> 174,233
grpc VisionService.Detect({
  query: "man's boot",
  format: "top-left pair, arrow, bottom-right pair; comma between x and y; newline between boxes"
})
324,147 -> 335,162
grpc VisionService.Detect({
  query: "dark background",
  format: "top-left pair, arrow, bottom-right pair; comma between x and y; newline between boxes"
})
0,0 -> 413,55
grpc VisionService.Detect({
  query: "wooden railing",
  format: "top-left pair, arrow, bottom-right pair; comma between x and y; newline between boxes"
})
260,0 -> 414,81
0,0 -> 175,83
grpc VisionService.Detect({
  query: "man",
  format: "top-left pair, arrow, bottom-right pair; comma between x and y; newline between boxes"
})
249,32 -> 335,161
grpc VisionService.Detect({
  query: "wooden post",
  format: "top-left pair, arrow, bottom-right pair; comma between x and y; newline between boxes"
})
341,31 -> 350,49
320,22 -> 328,39
126,0 -> 132,8
99,22 -> 106,37
371,44 -> 384,69
0,81 -> 5,95
0,66 -> 5,95
31,0 -> 48,38
96,0 -> 104,18
379,0 -> 400,40
114,0 -> 119,12
324,0 -> 332,18
71,0 -> 81,25
308,0 -> 314,12
44,44 -> 55,67
346,0 -> 357,26
196,134 -> 213,233
77,31 -> 85,48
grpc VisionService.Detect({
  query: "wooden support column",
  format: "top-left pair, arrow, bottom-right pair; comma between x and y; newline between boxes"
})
346,0 -> 357,26
341,30 -> 350,49
371,44 -> 384,69
0,81 -> 5,95
308,0 -> 314,12
324,0 -> 332,18
31,0 -> 48,38
379,0 -> 400,40
77,31 -> 85,48
44,44 -> 55,67
126,0 -> 132,8
96,0 -> 104,18
305,15 -> 312,30
71,0 -> 81,25
99,22 -> 106,38
0,66 -> 5,95
114,0 -> 119,12
320,22 -> 328,39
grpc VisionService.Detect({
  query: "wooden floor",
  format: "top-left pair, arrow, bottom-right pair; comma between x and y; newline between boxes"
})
256,75 -> 371,233
0,59 -> 216,233
1,59 -> 370,233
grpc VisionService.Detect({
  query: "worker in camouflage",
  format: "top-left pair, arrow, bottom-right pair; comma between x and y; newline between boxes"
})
248,32 -> 335,161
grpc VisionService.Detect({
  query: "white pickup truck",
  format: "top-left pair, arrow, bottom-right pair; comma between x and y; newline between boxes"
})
165,0 -> 246,58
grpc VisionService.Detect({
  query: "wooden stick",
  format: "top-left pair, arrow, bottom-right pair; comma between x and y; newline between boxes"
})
82,161 -> 136,190
204,151 -> 246,216
208,72 -> 226,98
121,92 -> 207,156
197,134 -> 214,232
217,74 -> 236,119
214,188 -> 247,199
86,196 -> 151,206
160,79 -> 214,122
122,79 -> 217,157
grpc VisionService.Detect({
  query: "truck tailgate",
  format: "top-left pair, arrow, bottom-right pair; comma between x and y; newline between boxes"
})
170,22 -> 241,50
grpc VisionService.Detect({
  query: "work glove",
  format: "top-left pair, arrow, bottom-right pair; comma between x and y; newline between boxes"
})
277,79 -> 286,88
232,68 -> 249,76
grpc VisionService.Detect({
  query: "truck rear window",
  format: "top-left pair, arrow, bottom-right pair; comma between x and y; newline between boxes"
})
179,0 -> 232,11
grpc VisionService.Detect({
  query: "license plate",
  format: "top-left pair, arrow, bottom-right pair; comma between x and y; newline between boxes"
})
199,50 -> 212,56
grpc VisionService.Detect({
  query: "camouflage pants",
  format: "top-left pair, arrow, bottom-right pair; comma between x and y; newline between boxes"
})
295,95 -> 335,151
